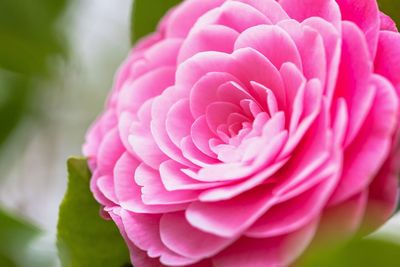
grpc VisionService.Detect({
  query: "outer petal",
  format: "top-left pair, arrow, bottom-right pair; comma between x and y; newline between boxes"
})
213,219 -> 319,267
375,31 -> 400,93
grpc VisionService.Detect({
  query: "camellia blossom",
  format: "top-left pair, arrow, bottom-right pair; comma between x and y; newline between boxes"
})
84,0 -> 400,266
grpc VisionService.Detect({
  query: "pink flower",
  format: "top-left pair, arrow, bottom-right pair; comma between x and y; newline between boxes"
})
83,0 -> 400,266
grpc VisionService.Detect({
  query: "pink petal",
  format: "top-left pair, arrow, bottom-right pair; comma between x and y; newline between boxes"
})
159,212 -> 233,259
361,145 -> 400,234
379,12 -> 398,32
191,116 -> 217,158
190,72 -> 241,118
302,17 -> 341,105
134,163 -> 199,205
166,99 -> 193,148
246,178 -> 337,238
186,185 -> 278,237
108,208 -> 162,267
280,0 -> 341,29
335,21 -> 375,147
278,19 -> 327,83
234,25 -> 302,69
114,153 -> 187,214
117,67 -> 176,114
234,0 -> 289,23
159,160 -> 224,191
336,0 -> 380,56
315,191 -> 368,244
166,0 -> 225,38
210,1 -> 271,32
151,87 -> 195,168
213,218 -> 319,267
329,75 -> 398,205
97,127 -> 125,175
178,25 -> 238,64
375,31 -> 400,93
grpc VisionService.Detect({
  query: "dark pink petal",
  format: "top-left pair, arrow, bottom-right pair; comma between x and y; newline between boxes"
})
375,31 -> 400,93
280,0 -> 341,29
329,75 -> 398,205
315,191 -> 368,243
361,144 -> 400,234
213,219 -> 319,267
335,21 -> 374,147
302,17 -> 341,105
246,178 -> 337,238
379,12 -> 398,32
336,0 -> 380,56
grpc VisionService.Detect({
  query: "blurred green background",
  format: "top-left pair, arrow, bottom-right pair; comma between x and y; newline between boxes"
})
0,0 -> 399,266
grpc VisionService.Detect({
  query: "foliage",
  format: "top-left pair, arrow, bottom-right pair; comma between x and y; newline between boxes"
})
0,0 -> 67,155
57,158 -> 131,267
298,237 -> 400,267
130,0 -> 182,44
0,209 -> 52,267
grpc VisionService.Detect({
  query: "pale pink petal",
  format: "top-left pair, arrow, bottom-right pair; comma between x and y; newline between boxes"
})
190,72 -> 241,118
191,116 -> 217,158
117,67 -> 175,114
166,99 -> 193,148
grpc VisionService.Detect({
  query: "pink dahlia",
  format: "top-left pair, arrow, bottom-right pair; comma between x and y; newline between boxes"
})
84,0 -> 400,266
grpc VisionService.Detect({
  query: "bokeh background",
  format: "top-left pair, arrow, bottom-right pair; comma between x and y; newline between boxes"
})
0,1 -> 399,266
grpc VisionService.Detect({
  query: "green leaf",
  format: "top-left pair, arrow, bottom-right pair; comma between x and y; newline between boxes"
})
297,238 -> 400,267
378,0 -> 400,25
0,208 -> 44,267
130,0 -> 182,44
57,158 -> 131,267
